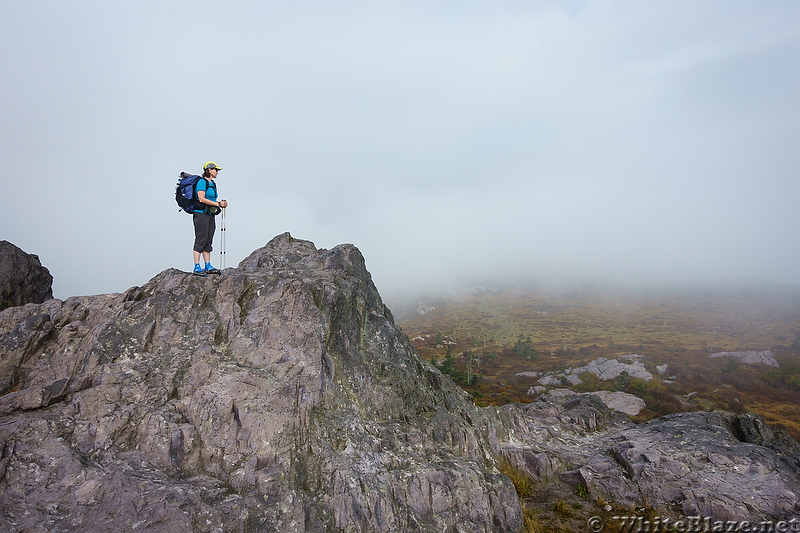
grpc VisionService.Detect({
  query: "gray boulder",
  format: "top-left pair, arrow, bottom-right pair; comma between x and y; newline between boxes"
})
542,389 -> 647,416
0,241 -> 53,311
589,390 -> 646,416
573,356 -> 653,381
711,350 -> 780,367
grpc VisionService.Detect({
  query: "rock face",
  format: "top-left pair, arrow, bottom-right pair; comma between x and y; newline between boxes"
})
0,240 -> 53,311
0,234 -> 520,533
1,234 -> 799,531
711,350 -> 780,367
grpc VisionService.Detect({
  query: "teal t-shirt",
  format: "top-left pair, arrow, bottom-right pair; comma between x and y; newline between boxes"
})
195,178 -> 217,212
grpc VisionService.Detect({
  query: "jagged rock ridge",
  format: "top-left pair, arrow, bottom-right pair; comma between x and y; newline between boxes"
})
1,233 -> 799,532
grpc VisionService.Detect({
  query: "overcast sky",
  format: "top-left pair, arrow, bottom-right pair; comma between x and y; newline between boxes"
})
2,1 -> 799,302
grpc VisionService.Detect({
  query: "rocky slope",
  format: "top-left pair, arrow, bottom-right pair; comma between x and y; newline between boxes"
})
1,233 -> 799,532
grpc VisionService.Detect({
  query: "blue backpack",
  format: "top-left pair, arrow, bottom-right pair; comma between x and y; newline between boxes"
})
175,172 -> 215,214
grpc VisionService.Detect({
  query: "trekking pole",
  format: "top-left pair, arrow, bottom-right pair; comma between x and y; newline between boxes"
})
220,207 -> 226,269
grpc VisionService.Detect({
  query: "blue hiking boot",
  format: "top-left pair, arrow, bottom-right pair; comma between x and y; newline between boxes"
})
205,262 -> 221,275
192,263 -> 207,277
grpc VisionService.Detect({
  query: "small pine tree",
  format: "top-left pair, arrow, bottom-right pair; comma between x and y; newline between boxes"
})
513,334 -> 538,361
441,353 -> 457,375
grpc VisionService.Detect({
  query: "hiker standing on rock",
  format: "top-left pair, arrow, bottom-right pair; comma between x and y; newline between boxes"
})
192,162 -> 228,277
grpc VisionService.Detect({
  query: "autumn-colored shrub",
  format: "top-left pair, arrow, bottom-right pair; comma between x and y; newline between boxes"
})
572,372 -> 601,392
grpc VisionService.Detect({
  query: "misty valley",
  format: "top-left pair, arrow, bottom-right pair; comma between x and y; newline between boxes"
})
393,285 -> 800,440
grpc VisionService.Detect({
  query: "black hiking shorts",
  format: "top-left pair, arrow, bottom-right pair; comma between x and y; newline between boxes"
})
193,212 -> 216,253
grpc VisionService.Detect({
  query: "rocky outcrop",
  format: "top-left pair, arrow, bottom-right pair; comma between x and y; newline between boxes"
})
0,241 -> 53,311
542,389 -> 646,416
562,410 -> 800,520
0,234 -> 520,533
1,234 -> 799,531
573,357 -> 653,381
536,357 -> 653,387
711,350 -> 779,367
490,394 -> 800,521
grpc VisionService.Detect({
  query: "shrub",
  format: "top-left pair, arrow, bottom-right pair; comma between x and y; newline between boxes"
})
626,377 -> 649,393
497,458 -> 535,498
646,388 -> 685,416
765,362 -> 800,392
614,371 -> 631,391
573,372 -> 601,392
575,485 -> 590,499
551,499 -> 570,516
522,505 -> 540,533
